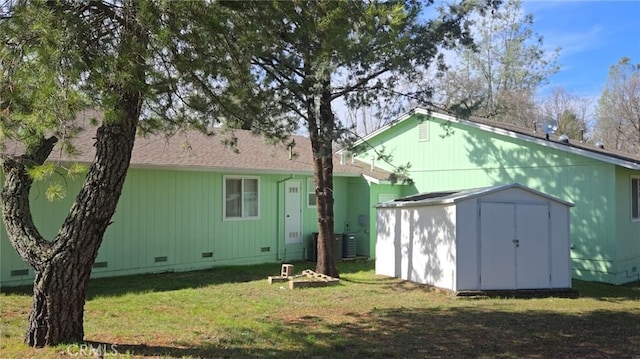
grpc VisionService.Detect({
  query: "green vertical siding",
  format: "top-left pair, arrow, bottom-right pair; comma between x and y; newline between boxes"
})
1,174 -> 85,285
614,167 -> 640,283
358,115 -> 624,283
1,168 -> 365,287
344,178 -> 371,256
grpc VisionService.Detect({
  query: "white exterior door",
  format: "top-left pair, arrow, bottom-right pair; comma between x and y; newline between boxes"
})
479,201 -> 551,290
284,180 -> 302,244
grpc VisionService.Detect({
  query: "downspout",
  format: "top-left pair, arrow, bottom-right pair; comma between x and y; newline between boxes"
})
276,175 -> 294,261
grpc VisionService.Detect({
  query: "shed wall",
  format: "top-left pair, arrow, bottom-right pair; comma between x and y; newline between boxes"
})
405,204 -> 457,290
375,203 -> 458,290
375,208 -> 400,278
454,200 -> 480,290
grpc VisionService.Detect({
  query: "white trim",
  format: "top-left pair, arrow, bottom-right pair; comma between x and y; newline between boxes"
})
362,173 -> 381,184
223,175 -> 261,221
350,107 -> 640,170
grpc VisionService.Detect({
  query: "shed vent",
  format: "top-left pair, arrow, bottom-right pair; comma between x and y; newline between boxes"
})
93,261 -> 108,268
154,256 -> 168,263
261,247 -> 271,252
202,252 -> 213,258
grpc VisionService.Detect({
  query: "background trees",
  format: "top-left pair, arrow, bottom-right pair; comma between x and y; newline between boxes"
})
538,87 -> 591,141
437,0 -> 559,125
592,57 -> 640,153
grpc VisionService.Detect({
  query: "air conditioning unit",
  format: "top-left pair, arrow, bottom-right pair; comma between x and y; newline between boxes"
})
342,234 -> 357,258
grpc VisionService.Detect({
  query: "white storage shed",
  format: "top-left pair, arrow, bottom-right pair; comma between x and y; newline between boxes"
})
375,183 -> 574,292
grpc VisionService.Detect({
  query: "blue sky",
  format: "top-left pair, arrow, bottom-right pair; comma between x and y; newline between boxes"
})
523,0 -> 640,99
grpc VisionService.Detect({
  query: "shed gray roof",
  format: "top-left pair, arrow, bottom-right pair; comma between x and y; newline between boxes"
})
2,111 -> 392,181
375,183 -> 575,208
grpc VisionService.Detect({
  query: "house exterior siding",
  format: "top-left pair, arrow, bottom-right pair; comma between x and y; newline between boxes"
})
0,168 -> 366,287
614,167 -> 640,283
357,113 -> 632,284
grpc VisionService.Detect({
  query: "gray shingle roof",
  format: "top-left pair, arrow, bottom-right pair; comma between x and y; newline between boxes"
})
2,111 -> 392,181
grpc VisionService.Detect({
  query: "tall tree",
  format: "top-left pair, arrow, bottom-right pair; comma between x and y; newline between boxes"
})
438,0 -> 559,124
0,0 -> 235,347
175,0 -> 482,277
0,1 -> 150,346
592,57 -> 640,153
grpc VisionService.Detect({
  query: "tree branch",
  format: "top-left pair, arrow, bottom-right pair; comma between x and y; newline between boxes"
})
0,136 -> 58,269
331,66 -> 390,101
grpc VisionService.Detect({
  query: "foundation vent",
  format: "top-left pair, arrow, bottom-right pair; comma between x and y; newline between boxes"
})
10,269 -> 29,277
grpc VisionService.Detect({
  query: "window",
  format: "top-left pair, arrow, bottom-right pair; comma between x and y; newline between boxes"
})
224,176 -> 259,220
633,177 -> 640,221
307,178 -> 316,207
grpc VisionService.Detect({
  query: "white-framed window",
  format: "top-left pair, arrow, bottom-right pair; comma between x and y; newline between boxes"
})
632,177 -> 640,221
224,176 -> 259,220
307,178 -> 316,208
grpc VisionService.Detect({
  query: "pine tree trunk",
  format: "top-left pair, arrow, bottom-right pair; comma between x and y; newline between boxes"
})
1,116 -> 139,347
26,260 -> 93,345
309,85 -> 339,278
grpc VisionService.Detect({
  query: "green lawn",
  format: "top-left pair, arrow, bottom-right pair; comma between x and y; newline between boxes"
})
1,260 -> 640,358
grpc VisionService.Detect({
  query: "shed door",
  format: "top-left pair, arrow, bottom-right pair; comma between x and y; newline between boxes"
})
480,202 -> 516,289
515,203 -> 550,289
479,201 -> 550,290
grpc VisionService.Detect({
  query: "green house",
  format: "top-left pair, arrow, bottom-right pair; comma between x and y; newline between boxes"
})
0,115 -> 398,287
350,107 -> 640,285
